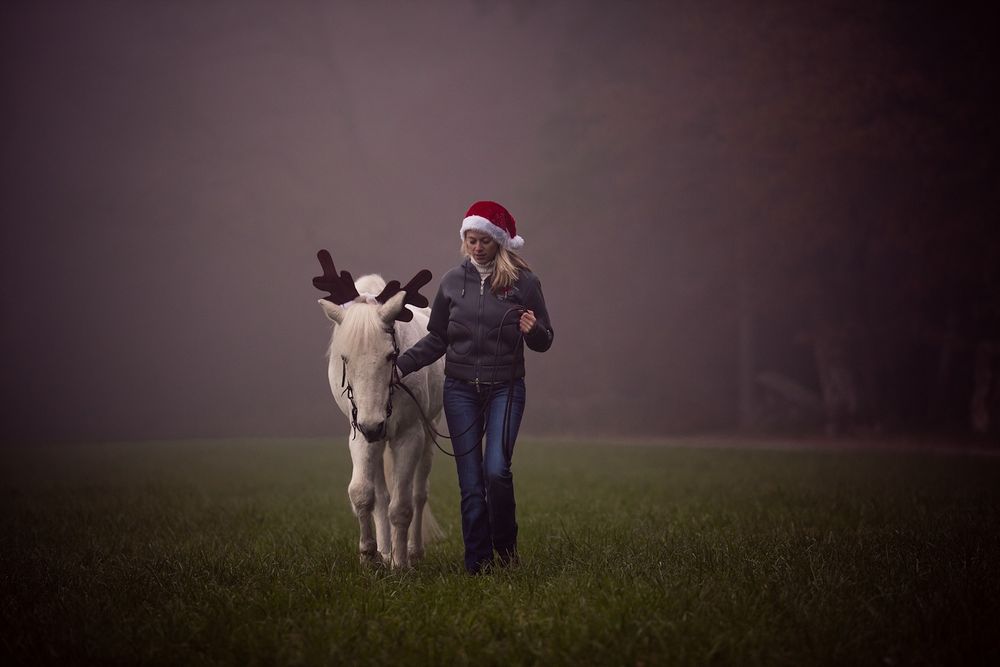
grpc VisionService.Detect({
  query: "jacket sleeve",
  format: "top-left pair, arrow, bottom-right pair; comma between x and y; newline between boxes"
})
523,277 -> 554,353
395,285 -> 449,377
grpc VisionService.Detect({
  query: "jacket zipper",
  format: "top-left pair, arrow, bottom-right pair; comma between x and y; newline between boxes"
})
475,269 -> 486,391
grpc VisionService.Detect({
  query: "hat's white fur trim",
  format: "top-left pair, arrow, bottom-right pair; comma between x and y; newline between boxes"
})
460,215 -> 525,249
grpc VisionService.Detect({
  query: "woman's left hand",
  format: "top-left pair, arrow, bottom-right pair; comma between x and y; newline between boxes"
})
519,309 -> 537,334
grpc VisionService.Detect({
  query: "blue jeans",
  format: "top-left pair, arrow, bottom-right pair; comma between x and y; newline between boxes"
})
442,376 -> 526,573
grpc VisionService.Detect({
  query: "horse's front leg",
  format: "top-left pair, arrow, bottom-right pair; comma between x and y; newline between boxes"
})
372,449 -> 391,564
347,434 -> 384,566
387,437 -> 420,569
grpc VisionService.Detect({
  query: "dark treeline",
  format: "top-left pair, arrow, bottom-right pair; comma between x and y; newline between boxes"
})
721,4 -> 1000,437
531,3 -> 1000,438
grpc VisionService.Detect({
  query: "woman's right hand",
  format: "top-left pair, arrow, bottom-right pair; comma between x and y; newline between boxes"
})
518,309 -> 537,334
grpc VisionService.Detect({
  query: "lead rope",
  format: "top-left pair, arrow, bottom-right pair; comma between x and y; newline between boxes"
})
392,307 -> 525,459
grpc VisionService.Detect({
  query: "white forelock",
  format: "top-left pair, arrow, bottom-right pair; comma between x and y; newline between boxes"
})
353,273 -> 386,295
343,293 -> 380,308
337,274 -> 386,307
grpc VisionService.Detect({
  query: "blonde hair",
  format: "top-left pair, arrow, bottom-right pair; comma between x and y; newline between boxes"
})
460,236 -> 531,293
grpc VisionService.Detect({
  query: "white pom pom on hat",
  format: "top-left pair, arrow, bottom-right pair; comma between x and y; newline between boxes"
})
459,200 -> 524,250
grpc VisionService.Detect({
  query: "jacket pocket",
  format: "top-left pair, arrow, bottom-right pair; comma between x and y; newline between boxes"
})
485,322 -> 520,357
447,320 -> 474,357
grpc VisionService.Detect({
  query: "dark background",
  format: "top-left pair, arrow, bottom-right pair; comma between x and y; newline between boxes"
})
2,1 -> 998,443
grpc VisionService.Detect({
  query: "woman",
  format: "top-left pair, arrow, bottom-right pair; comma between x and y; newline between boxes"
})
395,200 -> 554,574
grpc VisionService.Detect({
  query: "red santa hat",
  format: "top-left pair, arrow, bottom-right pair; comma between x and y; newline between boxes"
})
459,200 -> 525,250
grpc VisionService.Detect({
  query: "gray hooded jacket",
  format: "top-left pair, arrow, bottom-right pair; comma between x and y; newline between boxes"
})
396,258 -> 553,383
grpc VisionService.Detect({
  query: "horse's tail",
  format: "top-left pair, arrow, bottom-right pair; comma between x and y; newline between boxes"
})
422,504 -> 445,543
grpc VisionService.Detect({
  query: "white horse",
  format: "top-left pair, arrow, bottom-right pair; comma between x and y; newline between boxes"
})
318,274 -> 444,568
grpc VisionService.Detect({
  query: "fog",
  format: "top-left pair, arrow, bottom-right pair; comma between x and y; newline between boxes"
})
2,1 -> 998,442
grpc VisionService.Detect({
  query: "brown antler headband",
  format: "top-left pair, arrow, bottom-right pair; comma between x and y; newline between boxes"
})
312,249 -> 432,322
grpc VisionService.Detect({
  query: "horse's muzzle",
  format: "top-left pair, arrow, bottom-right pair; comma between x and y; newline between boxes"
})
358,420 -> 386,443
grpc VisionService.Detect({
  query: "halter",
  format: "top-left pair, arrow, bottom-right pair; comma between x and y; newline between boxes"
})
340,325 -> 400,440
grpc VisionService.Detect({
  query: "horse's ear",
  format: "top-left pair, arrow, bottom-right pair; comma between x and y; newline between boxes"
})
318,298 -> 345,324
376,291 -> 407,324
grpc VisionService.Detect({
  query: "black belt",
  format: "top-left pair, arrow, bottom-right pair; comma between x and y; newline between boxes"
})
454,378 -> 502,388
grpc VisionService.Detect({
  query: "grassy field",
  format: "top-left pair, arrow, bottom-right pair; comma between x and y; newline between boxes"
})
2,438 -> 999,666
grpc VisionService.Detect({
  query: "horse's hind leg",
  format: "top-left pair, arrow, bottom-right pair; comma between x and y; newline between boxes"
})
408,435 -> 433,563
347,434 -> 383,566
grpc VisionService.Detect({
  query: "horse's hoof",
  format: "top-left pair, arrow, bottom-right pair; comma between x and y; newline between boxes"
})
407,548 -> 425,563
359,550 -> 382,567
390,556 -> 411,570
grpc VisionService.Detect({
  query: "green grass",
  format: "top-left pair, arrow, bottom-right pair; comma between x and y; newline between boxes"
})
2,438 -> 999,666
